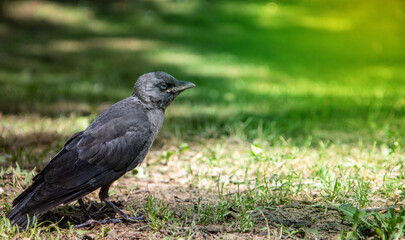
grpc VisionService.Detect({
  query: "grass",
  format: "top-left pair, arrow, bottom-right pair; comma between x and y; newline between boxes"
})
1,0 -> 405,239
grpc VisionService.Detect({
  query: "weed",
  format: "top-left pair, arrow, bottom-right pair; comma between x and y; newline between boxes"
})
145,195 -> 174,231
339,204 -> 405,240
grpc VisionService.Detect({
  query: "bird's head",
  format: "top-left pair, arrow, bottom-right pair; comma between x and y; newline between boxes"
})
132,72 -> 195,109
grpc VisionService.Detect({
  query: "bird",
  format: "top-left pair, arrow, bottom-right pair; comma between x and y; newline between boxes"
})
7,71 -> 195,228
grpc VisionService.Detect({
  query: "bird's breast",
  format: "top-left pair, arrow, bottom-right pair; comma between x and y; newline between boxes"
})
125,109 -> 165,171
146,109 -> 165,139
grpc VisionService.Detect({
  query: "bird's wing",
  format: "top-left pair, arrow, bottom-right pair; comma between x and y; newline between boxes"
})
42,112 -> 151,191
13,111 -> 151,208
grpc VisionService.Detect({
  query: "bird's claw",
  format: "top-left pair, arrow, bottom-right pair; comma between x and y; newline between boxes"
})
74,218 -> 124,228
74,218 -> 100,228
74,214 -> 144,228
121,213 -> 145,222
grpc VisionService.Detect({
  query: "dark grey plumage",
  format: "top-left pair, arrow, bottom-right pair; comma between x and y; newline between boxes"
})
7,72 -> 195,228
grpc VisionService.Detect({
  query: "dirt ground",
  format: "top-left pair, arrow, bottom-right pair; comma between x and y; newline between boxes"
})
21,176 -> 349,240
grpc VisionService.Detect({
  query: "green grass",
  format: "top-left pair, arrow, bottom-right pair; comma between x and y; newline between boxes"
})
1,0 -> 405,239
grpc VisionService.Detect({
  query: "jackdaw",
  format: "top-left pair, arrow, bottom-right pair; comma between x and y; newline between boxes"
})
7,71 -> 195,228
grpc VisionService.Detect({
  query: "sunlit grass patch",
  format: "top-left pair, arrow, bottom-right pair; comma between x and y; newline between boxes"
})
26,38 -> 159,54
6,1 -> 118,33
0,113 -> 92,168
146,137 -> 405,207
145,137 -> 405,237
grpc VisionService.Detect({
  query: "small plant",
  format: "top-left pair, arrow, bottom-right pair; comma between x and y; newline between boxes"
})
0,214 -> 66,239
372,208 -> 405,240
193,179 -> 232,225
354,180 -> 374,208
339,204 -> 405,240
145,195 -> 174,231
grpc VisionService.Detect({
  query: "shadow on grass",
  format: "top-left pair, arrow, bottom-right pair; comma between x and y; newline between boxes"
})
0,0 -> 404,144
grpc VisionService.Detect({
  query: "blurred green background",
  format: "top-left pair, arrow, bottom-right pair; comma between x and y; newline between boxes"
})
1,0 -> 404,149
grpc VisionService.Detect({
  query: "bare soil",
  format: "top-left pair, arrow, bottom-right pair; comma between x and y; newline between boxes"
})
30,176 -> 350,240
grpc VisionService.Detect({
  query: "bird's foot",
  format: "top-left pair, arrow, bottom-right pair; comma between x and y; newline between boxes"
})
103,199 -> 145,222
74,218 -> 100,228
74,215 -> 144,228
120,213 -> 145,223
74,218 -> 125,228
86,200 -> 97,212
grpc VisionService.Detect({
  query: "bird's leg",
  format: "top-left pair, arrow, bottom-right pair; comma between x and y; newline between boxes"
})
99,184 -> 144,222
103,199 -> 144,222
74,195 -> 122,228
75,198 -> 103,228
78,198 -> 91,220
75,184 -> 145,227
85,199 -> 96,213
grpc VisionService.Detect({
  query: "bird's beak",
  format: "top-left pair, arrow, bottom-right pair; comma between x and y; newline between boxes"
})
166,81 -> 196,93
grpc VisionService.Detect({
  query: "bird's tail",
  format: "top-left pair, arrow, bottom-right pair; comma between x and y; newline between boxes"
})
7,183 -> 43,229
7,175 -> 60,228
7,177 -> 90,228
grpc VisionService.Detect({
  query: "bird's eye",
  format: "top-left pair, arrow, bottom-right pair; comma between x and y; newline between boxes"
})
160,83 -> 168,90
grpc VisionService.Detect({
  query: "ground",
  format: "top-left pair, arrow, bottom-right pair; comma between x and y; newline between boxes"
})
1,130 -> 404,239
1,150 -> 351,240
